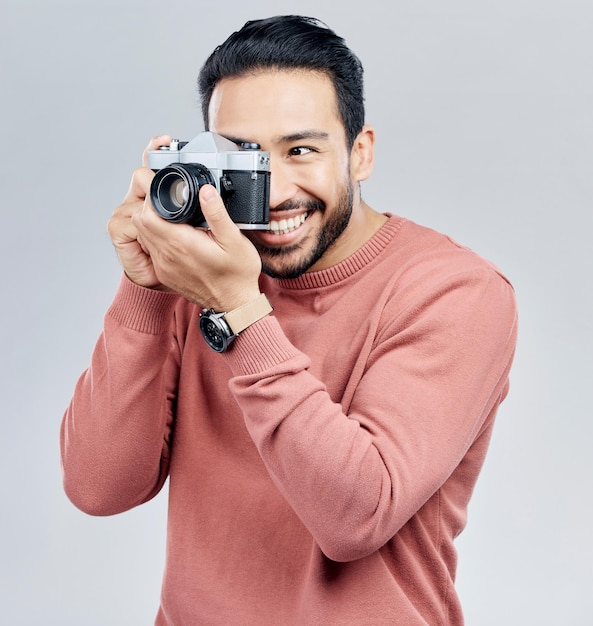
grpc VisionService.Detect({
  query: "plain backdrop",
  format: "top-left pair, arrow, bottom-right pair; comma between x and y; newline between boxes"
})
1,0 -> 591,624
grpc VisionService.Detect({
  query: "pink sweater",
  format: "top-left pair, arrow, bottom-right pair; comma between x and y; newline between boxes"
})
61,215 -> 517,625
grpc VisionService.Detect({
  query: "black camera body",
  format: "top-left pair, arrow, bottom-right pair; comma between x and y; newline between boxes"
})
147,132 -> 270,229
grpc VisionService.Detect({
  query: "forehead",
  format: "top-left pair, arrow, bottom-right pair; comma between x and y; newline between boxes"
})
208,69 -> 342,139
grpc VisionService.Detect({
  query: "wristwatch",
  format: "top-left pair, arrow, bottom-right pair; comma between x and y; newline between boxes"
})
199,293 -> 273,353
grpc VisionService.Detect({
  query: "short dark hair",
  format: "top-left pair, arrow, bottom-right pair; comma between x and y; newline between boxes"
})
197,15 -> 365,149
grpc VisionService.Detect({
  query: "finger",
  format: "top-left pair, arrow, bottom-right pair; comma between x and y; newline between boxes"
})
133,193 -> 181,243
142,135 -> 172,167
108,198 -> 142,244
198,185 -> 240,247
122,167 -> 156,204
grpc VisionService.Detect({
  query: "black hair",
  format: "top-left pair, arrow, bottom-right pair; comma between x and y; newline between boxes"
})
198,15 -> 365,149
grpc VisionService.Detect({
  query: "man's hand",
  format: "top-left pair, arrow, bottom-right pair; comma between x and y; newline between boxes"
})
132,183 -> 263,311
108,135 -> 263,311
107,135 -> 171,289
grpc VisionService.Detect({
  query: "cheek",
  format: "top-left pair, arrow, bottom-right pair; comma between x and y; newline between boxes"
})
301,159 -> 351,204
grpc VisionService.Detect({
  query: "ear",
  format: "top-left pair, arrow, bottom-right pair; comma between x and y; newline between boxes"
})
350,125 -> 375,182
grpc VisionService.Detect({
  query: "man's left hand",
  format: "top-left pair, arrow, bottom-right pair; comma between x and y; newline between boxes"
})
132,183 -> 263,311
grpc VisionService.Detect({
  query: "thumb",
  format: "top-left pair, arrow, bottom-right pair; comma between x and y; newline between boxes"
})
199,184 -> 238,244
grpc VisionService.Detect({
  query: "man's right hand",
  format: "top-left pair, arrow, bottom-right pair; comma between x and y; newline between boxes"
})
107,135 -> 171,289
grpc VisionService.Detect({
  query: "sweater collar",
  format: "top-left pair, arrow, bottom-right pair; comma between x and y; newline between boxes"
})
266,214 -> 405,290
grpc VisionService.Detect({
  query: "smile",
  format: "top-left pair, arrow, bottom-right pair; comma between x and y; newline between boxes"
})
268,213 -> 308,234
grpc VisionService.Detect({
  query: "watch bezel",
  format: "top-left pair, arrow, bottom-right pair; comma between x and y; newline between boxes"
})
199,309 -> 236,353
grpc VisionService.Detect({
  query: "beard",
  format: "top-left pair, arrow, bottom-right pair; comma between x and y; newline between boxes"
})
253,181 -> 355,280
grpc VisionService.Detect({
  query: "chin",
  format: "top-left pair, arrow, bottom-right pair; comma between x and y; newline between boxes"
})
260,255 -> 315,280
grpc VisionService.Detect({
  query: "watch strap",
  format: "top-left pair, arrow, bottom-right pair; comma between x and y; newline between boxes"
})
224,293 -> 273,335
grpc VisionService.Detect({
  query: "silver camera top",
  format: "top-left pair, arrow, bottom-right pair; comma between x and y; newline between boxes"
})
147,132 -> 270,173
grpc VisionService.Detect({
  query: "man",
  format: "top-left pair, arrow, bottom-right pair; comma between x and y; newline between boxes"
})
61,15 -> 518,625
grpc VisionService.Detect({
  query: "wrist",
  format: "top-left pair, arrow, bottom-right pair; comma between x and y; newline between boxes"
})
199,293 -> 273,353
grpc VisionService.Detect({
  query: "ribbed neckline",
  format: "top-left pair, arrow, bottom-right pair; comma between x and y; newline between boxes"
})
272,214 -> 405,290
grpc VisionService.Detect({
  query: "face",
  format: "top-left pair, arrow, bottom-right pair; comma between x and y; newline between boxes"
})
208,70 -> 372,278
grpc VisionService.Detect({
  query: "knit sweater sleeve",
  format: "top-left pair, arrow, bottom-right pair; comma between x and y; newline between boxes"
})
223,263 -> 518,562
60,275 -> 182,516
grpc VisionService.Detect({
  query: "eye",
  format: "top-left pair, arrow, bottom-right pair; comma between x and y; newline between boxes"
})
288,146 -> 315,157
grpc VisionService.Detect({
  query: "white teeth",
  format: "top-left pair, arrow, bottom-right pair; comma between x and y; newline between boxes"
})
268,213 -> 308,234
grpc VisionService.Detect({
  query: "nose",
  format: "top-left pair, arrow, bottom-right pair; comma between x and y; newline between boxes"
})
268,157 -> 297,209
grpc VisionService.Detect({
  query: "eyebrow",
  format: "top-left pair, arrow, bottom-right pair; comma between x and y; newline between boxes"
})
222,130 -> 330,147
274,130 -> 330,143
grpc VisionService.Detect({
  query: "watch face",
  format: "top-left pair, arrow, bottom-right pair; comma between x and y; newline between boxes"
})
199,312 -> 233,352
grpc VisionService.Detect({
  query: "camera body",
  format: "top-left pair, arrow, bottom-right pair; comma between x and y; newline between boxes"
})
147,132 -> 270,229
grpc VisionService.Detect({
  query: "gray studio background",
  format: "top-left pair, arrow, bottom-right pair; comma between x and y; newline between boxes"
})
1,0 -> 591,624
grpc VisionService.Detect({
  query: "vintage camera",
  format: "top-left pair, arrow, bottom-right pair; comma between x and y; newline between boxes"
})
147,132 -> 270,229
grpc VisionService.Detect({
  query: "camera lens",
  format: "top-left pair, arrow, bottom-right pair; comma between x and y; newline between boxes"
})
169,179 -> 189,207
150,163 -> 216,226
